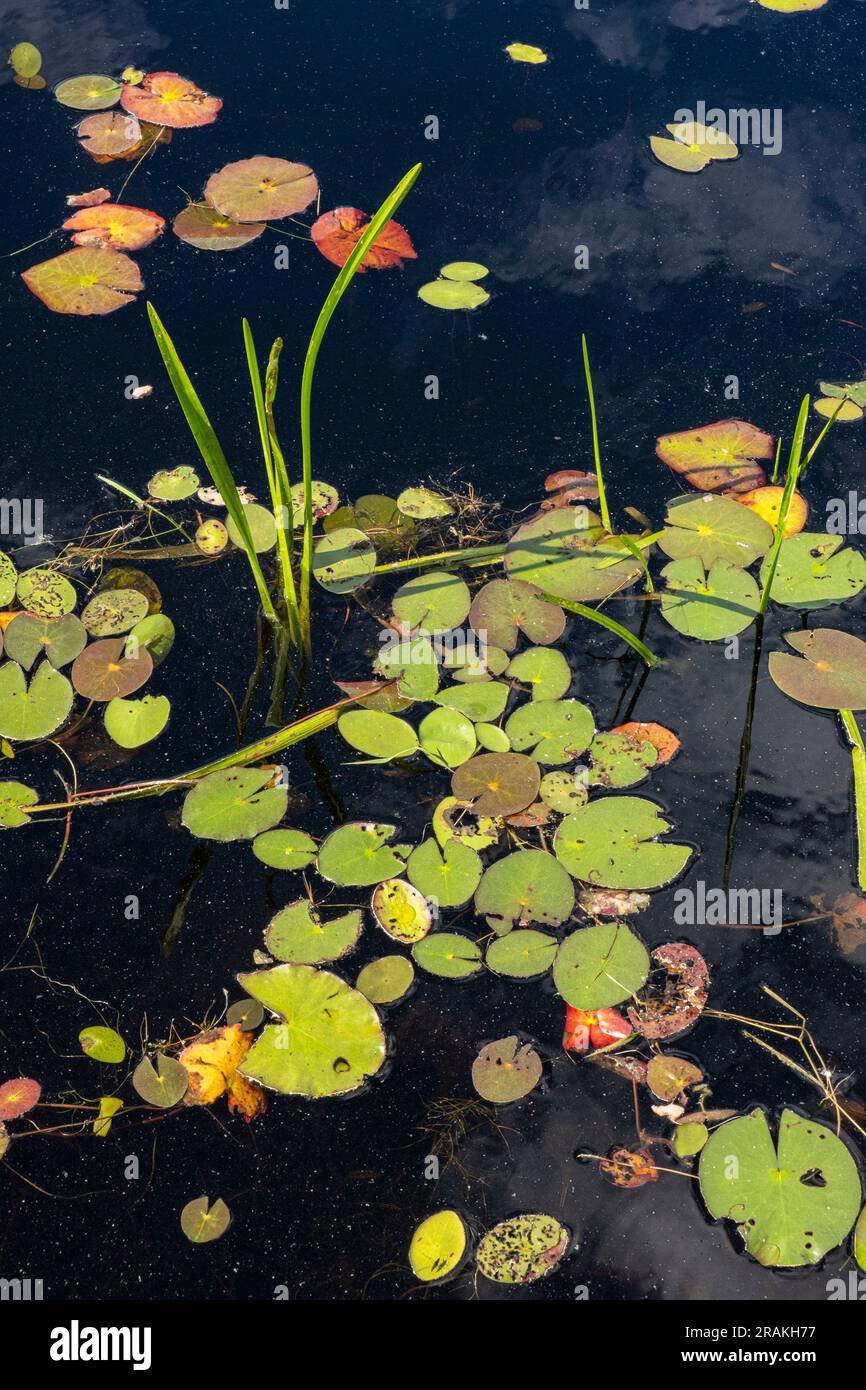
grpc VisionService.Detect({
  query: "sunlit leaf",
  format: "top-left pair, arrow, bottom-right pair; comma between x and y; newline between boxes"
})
205,156 -> 317,221
94,1096 -> 123,1137
82,588 -> 149,636
181,1195 -> 231,1243
132,1053 -> 188,1108
407,837 -> 482,907
418,706 -> 477,768
418,278 -> 490,310
553,922 -> 650,1009
485,929 -> 557,979
472,1035 -> 542,1103
0,661 -> 73,740
759,533 -> 866,609
0,781 -> 39,828
396,486 -> 454,519
173,201 -> 266,252
737,485 -> 808,536
62,202 -> 165,251
768,628 -> 866,709
371,878 -> 432,943
179,1023 -> 266,1120
338,709 -> 419,760
505,697 -> 595,765
79,1025 -> 126,1063
356,954 -> 414,1005
55,74 -> 122,111
10,43 -> 42,78
506,647 -> 571,702
392,570 -> 471,635
660,556 -> 760,640
252,827 -> 317,870
120,71 -> 222,128
22,247 -> 142,315
72,636 -> 152,700
659,493 -> 773,568
505,43 -> 549,64
554,797 -> 692,889
412,931 -> 483,979
451,750 -> 540,817
0,1077 -> 41,1119
469,578 -> 564,651
476,1215 -> 569,1285
104,694 -> 170,748
3,613 -> 86,671
76,111 -> 143,158
181,768 -> 287,842
312,526 -> 377,594
16,568 -> 76,617
311,207 -> 416,270
317,821 -> 409,886
475,848 -> 574,935
264,898 -> 363,965
655,419 -> 773,492
409,1210 -> 467,1282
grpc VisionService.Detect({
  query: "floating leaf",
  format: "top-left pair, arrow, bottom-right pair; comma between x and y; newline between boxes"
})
0,554 -> 16,606
407,838 -> 482,908
418,706 -> 477,768
441,261 -> 488,281
768,628 -> 866,710
396,487 -> 454,519
67,188 -> 112,208
506,647 -> 571,702
738,485 -> 808,537
195,518 -> 229,555
205,156 -> 316,221
586,731 -> 657,789
313,527 -> 377,594
181,1196 -> 231,1244
469,578 -> 565,651
505,43 -> 549,64
73,637 -> 152,702
236,964 -> 386,1097
252,827 -> 317,871
659,493 -> 773,568
505,698 -> 595,765
856,1203 -> 866,1273
0,1077 -> 41,1120
3,613 -> 86,670
611,721 -> 680,765
486,929 -> 558,979
418,278 -> 490,310
475,848 -> 575,936
356,955 -> 414,1005
104,694 -> 169,748
392,571 -> 471,635
647,1054 -> 703,1102
94,1096 -> 123,1137
434,682 -> 509,723
579,887 -> 650,918
62,202 -> 165,251
757,0 -> 828,9
554,797 -> 692,889
121,71 -> 222,128
505,508 -> 642,602
371,878 -> 432,943
17,569 -> 76,618
0,661 -> 73,740
409,1211 -> 467,1282
79,1025 -> 126,1063
627,942 -> 709,1040
477,722 -> 510,752
182,768 -> 287,842
412,932 -> 483,979
76,111 -> 142,158
432,795 -> 500,851
325,494 -> 413,549
655,419 -> 773,493
148,465 -> 200,501
650,121 -> 738,174
674,1122 -> 709,1158
264,899 -> 362,965
476,1215 -> 569,1285
472,1035 -> 542,1103
660,556 -> 760,640
288,480 -> 339,523
226,998 -> 264,1029
553,922 -> 650,1009
318,821 -> 409,887
22,247 -> 142,315
227,502 -> 276,553
173,201 -> 266,251
0,781 -> 39,828
338,709 -> 419,761
699,1109 -> 860,1267
179,1024 -> 266,1121
375,633 -> 440,701
10,43 -> 41,78
445,642 -> 510,683
82,588 -> 149,636
55,74 -> 121,110
311,206 -> 416,269
452,751 -> 540,817
132,1054 -> 188,1108
539,769 -> 588,814
600,1147 -> 658,1188
759,533 -> 866,609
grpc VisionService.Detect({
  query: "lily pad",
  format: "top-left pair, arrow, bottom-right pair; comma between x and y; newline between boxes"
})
412,932 -> 483,979
21,247 -> 142,315
173,201 -> 266,251
62,202 -> 164,251
55,74 -> 121,110
128,613 -> 174,666
313,527 -> 376,594
356,955 -> 414,1005
0,661 -> 73,740
656,419 -> 773,493
660,556 -> 760,640
252,828 -> 317,871
79,1025 -> 126,1063
452,751 -> 540,817
71,636 -> 153,700
855,1203 -> 866,1273
445,643 -> 510,682
759,533 -> 866,609
477,723 -> 510,751
476,1215 -> 569,1285
434,681 -> 509,722
628,942 -> 710,1041
650,121 -> 738,174
132,1054 -> 189,1108
418,278 -> 490,310
699,1108 -> 861,1267
432,796 -> 501,851
76,111 -> 143,158
317,821 -> 409,887
236,963 -> 386,1097
264,899 -> 363,965
3,613 -> 86,670
674,1122 -> 709,1158
407,838 -> 482,908
205,157 -> 317,222
325,495 -> 413,550
505,508 -> 642,602
392,571 -> 471,635
485,929 -> 558,979
311,207 -> 416,270
0,553 -> 16,605
371,878 -> 432,943
818,378 -> 866,409
180,1196 -> 231,1244
104,694 -> 170,748
338,709 -> 419,761
469,578 -> 565,651
505,698 -> 595,765
475,849 -> 575,935
768,628 -> 866,710
375,632 -> 440,701
409,1210 -> 467,1283
82,588 -> 149,636
553,922 -> 650,1009
0,1077 -> 41,1119
148,465 -> 200,502
586,731 -> 658,789
659,493 -> 773,568
10,44 -> 42,79
0,781 -> 39,828
181,768 -> 287,842
555,797 -> 692,889
289,481 -> 340,522
195,518 -> 229,555
647,1054 -> 703,1102
506,647 -> 571,701
397,487 -> 454,519
418,706 -> 477,768
227,503 -> 276,553
17,569 -> 76,617
121,71 -> 222,129
440,261 -> 489,281
472,1035 -> 542,1103
539,769 -> 588,813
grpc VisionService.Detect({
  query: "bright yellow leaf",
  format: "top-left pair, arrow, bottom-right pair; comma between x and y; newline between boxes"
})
179,1023 -> 267,1121
649,136 -> 710,173
814,397 -> 864,421
666,121 -> 739,160
505,43 -> 548,64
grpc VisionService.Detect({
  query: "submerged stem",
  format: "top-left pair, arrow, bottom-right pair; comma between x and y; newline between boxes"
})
839,708 -> 866,891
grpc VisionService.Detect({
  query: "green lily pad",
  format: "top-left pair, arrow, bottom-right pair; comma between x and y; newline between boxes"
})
180,1195 -> 231,1244
252,828 -> 318,871
71,636 -> 152,699
432,795 -> 501,851
104,694 -> 170,748
397,487 -> 454,520
196,519 -> 228,555
409,1210 -> 467,1283
434,681 -> 509,723
476,722 -> 510,751
660,556 -> 760,640
289,480 -> 339,523
485,929 -> 558,978
79,1025 -> 126,1063
226,998 -> 264,1029
356,955 -> 414,1004
475,848 -> 575,935
759,533 -> 866,609
264,899 -> 363,964
505,698 -> 595,765
16,568 -> 77,618
659,493 -> 773,568
82,588 -> 149,636
674,1122 -> 709,1158
539,769 -> 588,814
419,706 -> 477,768
407,838 -> 482,908
324,495 -> 413,551
451,751 -> 540,817
469,578 -> 565,651
0,661 -> 73,740
445,643 -> 510,682
338,709 -> 419,761
236,963 -> 386,1097
412,931 -> 483,979
818,379 -> 866,409
374,633 -> 439,701
0,781 -> 39,828
768,628 -> 866,710
313,526 -> 377,594
392,571 -> 471,635
472,1035 -> 542,1103
181,768 -> 287,842
317,821 -> 409,886
128,613 -> 174,666
699,1108 -> 861,1267
371,878 -> 432,943
476,1215 -> 569,1285
418,278 -> 490,310
586,731 -> 658,789
3,613 -> 86,671
554,797 -> 692,889
147,465 -> 200,501
55,74 -> 121,110
11,43 -> 42,79
132,1054 -> 189,1108
227,502 -> 276,553
505,508 -> 642,602
855,1202 -> 866,1272
506,647 -> 571,702
0,553 -> 16,606
553,922 -> 650,1008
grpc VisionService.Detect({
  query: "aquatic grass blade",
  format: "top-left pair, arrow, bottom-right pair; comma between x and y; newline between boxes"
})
840,709 -> 866,891
581,334 -> 611,533
758,395 -> 809,616
540,591 -> 657,667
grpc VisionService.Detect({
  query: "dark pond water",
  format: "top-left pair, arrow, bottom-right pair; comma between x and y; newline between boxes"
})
2,0 -> 866,1302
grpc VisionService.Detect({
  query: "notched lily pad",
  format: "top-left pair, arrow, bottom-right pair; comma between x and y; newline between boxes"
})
313,527 -> 377,594
317,821 -> 409,887
485,929 -> 558,979
475,849 -> 575,936
3,613 -> 86,670
264,899 -> 363,965
759,534 -> 866,610
407,837 -> 482,908
472,1035 -> 542,1103
553,922 -> 650,1009
0,661 -> 73,741
181,767 -> 287,842
659,493 -> 773,568
660,556 -> 759,640
252,827 -> 317,871
451,751 -> 540,817
505,698 -> 595,765
476,1214 -> 569,1285
412,932 -> 483,979
768,628 -> 866,710
0,781 -> 39,828
506,647 -> 571,702
148,466 -> 200,501
392,571 -> 471,635
469,578 -> 565,651
554,797 -> 692,890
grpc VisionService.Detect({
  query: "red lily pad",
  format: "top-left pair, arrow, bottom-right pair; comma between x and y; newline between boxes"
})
71,636 -> 152,700
120,71 -> 222,129
204,156 -> 318,222
66,188 -> 111,207
173,202 -> 266,252
0,1077 -> 41,1119
311,207 -> 417,271
541,469 -> 600,510
655,419 -> 773,493
21,247 -> 143,315
563,1006 -> 631,1053
627,942 -> 710,1040
451,751 -> 540,818
62,203 -> 165,251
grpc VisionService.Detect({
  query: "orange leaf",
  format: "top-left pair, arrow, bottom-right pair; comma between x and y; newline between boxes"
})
62,203 -> 165,251
178,1024 -> 265,1121
66,188 -> 111,207
120,71 -> 222,129
611,721 -> 680,764
311,207 -> 417,272
21,247 -> 143,315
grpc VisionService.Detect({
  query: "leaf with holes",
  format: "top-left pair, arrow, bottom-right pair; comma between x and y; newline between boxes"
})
586,732 -> 658,789
181,768 -> 287,842
553,922 -> 650,1009
371,878 -> 432,944
759,534 -> 866,609
476,1215 -> 569,1285
555,796 -> 692,889
17,569 -> 76,618
317,821 -> 409,887
469,578 -> 565,651
505,698 -> 595,765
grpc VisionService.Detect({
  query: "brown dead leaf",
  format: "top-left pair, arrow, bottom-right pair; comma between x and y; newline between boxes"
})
179,1024 -> 266,1122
